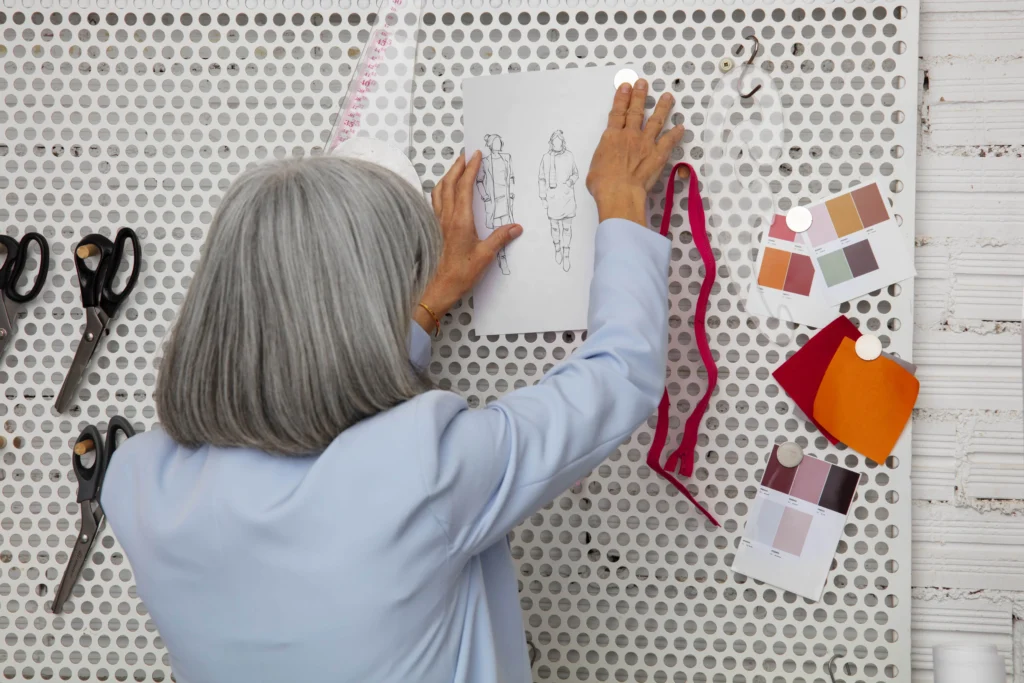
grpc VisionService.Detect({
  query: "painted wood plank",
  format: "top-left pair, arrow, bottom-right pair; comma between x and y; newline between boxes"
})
913,503 -> 1024,590
914,330 -> 1021,410
922,9 -> 1024,58
966,421 -> 1024,499
925,61 -> 1024,147
950,247 -> 1024,322
914,244 -> 951,327
925,60 -> 1024,105
910,596 -> 1012,683
916,156 -> 1024,241
924,0 -> 1024,11
911,421 -> 956,501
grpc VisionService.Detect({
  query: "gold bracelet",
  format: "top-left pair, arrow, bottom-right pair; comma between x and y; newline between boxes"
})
418,302 -> 442,339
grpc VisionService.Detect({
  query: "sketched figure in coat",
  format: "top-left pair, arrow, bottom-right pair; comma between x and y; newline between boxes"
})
476,134 -> 514,275
538,130 -> 579,272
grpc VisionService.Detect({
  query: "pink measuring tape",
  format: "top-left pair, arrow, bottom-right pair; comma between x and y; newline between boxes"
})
646,163 -> 720,527
326,0 -> 411,152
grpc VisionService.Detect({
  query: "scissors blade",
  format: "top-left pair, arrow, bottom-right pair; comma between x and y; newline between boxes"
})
55,308 -> 109,413
0,297 -> 13,362
51,510 -> 100,613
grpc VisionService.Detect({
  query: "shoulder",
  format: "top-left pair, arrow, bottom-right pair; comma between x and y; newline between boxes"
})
385,389 -> 473,438
105,428 -> 178,474
102,428 -> 178,483
117,427 -> 176,453
318,390 -> 472,456
99,427 -> 180,524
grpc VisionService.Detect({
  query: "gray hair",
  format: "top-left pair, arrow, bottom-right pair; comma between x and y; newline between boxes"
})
155,156 -> 441,456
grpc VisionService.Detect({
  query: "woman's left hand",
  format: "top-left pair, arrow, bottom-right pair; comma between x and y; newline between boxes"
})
417,151 -> 523,334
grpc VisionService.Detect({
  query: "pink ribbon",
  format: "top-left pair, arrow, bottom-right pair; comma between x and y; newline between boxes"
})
645,163 -> 720,527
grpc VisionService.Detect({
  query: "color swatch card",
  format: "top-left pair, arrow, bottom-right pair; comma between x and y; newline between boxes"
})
733,445 -> 860,601
798,181 -> 915,306
747,214 -> 839,328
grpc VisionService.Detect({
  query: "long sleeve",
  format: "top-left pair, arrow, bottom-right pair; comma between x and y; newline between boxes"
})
475,158 -> 489,200
538,155 -> 548,199
426,218 -> 670,557
407,323 -> 431,372
568,154 -> 579,186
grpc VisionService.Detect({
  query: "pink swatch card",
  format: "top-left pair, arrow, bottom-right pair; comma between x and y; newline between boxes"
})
733,445 -> 860,601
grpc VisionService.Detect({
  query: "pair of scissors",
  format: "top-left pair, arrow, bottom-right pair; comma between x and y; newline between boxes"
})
0,232 -> 50,364
51,415 -> 136,613
55,228 -> 141,413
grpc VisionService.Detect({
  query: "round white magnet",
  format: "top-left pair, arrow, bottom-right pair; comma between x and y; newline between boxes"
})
777,442 -> 804,468
613,68 -> 639,89
331,137 -> 424,196
855,334 -> 883,361
786,206 -> 813,233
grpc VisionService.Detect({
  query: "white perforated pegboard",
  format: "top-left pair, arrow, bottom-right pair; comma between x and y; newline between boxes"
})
0,2 -> 917,682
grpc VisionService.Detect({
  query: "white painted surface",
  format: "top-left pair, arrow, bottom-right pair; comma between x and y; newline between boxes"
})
966,422 -> 1024,500
912,1 -> 1023,680
911,421 -> 957,501
914,331 -> 1021,410
913,504 -> 1024,590
917,157 -> 1024,241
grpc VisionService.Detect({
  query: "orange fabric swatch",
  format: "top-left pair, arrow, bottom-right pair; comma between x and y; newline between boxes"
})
812,337 -> 919,464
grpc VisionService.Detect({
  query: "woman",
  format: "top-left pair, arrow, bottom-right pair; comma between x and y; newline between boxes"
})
475,133 -> 515,274
538,129 -> 580,272
101,79 -> 683,683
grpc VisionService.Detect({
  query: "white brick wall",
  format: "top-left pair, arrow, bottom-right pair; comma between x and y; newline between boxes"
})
912,2 -> 1024,680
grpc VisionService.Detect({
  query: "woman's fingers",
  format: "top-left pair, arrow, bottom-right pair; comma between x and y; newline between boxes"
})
440,155 -> 465,223
643,92 -> 675,141
431,180 -> 444,219
606,82 -> 633,129
624,79 -> 648,130
658,124 -> 686,157
477,223 -> 523,263
456,151 -> 482,218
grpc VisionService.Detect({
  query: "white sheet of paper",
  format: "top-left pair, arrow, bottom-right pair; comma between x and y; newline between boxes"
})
463,66 -> 630,335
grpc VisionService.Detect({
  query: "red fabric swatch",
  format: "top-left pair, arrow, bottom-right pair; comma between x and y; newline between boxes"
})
771,316 -> 861,444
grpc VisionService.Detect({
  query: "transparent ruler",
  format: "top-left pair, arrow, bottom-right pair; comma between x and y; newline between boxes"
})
325,0 -> 423,181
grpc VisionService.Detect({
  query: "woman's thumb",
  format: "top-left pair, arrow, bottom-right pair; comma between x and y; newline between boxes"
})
482,223 -> 523,256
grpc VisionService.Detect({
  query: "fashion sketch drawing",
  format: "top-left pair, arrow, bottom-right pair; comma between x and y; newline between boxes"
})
538,130 -> 579,272
476,134 -> 514,275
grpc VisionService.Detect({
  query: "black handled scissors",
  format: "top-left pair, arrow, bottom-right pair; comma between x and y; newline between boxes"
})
52,416 -> 136,613
0,232 -> 49,364
55,228 -> 141,413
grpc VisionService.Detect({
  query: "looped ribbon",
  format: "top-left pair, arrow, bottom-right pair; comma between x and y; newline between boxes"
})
646,162 -> 720,527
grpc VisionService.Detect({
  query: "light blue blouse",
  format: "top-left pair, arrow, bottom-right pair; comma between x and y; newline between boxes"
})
101,218 -> 670,683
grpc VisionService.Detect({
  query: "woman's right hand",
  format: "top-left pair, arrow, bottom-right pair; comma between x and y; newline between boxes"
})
586,79 -> 685,225
416,152 -> 522,335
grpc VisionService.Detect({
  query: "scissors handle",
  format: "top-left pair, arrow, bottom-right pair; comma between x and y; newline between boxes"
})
74,228 -> 141,318
104,415 -> 136,461
72,425 -> 106,504
0,236 -> 18,289
0,233 -> 49,304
